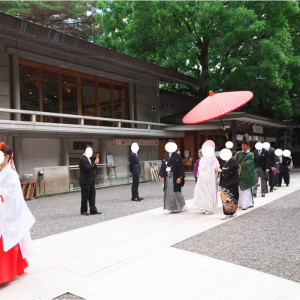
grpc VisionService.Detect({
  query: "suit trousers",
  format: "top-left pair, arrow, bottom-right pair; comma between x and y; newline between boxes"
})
80,184 -> 97,213
268,170 -> 274,189
278,168 -> 290,186
131,173 -> 140,199
253,167 -> 267,194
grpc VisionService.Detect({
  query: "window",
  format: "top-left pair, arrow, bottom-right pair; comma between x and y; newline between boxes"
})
19,64 -> 39,121
19,59 -> 128,125
41,69 -> 59,123
82,79 -> 96,125
61,74 -> 78,124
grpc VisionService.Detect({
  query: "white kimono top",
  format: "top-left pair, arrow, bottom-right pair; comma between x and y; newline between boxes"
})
193,155 -> 220,211
0,164 -> 35,257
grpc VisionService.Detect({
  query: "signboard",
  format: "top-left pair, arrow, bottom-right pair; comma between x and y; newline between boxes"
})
113,139 -> 159,146
253,125 -> 264,134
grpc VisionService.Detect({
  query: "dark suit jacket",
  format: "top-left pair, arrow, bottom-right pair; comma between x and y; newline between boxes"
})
159,152 -> 185,192
279,156 -> 292,172
79,155 -> 97,185
266,148 -> 276,170
254,149 -> 267,170
129,152 -> 141,175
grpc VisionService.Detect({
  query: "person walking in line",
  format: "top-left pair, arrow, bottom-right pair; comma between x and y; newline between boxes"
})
159,139 -> 186,214
265,143 -> 276,192
278,149 -> 292,187
129,142 -> 143,201
235,140 -> 256,210
79,145 -> 101,216
193,140 -> 220,215
253,142 -> 268,197
216,148 -> 240,220
0,142 -> 35,284
273,150 -> 281,189
193,149 -> 203,183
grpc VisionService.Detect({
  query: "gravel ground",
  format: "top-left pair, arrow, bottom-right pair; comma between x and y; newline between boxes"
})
174,190 -> 300,283
27,180 -> 195,240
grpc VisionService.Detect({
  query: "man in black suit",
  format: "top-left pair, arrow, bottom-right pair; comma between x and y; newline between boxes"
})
129,142 -> 143,201
253,142 -> 267,197
265,144 -> 276,192
79,145 -> 101,216
278,154 -> 292,187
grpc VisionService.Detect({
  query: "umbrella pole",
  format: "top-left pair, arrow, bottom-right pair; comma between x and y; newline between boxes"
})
219,117 -> 229,140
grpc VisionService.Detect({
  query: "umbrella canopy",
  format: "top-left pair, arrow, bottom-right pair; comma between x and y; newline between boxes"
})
183,90 -> 253,124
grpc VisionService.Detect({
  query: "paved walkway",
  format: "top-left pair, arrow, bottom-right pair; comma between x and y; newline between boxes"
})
1,172 -> 300,299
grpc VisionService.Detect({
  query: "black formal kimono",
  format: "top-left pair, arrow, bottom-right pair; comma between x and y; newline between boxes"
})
129,152 -> 141,200
219,158 -> 240,216
79,155 -> 99,214
159,152 -> 186,212
278,156 -> 292,186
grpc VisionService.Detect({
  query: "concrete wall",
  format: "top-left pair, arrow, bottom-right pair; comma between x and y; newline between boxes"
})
20,137 -> 62,175
0,38 -> 10,120
135,79 -> 160,124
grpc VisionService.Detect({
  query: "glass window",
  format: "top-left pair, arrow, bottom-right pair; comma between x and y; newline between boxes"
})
97,82 -> 111,125
61,74 -> 78,124
41,69 -> 60,123
81,78 -> 96,125
113,85 -> 122,119
19,60 -> 128,126
19,65 -> 39,121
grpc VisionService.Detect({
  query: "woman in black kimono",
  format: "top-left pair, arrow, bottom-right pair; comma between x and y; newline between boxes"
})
216,148 -> 240,220
159,139 -> 186,214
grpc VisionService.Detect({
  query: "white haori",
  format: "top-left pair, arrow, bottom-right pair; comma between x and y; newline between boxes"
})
238,186 -> 253,209
193,156 -> 220,212
0,164 -> 35,256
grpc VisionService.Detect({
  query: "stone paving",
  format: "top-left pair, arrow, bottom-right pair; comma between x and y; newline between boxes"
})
174,189 -> 300,283
27,180 -> 195,239
0,171 -> 299,299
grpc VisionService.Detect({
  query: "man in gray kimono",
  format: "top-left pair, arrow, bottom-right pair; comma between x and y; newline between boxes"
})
159,139 -> 186,214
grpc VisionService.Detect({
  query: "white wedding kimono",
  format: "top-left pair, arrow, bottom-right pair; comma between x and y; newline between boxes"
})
193,155 -> 220,212
0,164 -> 35,257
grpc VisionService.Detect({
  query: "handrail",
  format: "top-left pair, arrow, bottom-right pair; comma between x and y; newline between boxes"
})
0,107 -> 172,128
69,162 -> 129,169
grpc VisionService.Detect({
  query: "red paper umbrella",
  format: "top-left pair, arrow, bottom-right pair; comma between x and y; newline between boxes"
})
183,90 -> 253,124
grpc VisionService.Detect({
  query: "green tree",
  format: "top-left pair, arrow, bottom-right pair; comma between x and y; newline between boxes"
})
95,1 -> 299,121
0,1 -> 100,40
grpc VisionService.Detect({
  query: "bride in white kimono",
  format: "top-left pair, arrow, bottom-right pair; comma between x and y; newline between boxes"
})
0,143 -> 35,284
193,140 -> 220,214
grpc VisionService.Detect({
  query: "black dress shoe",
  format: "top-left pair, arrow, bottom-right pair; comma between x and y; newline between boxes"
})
262,193 -> 265,197
138,197 -> 144,201
81,212 -> 89,216
253,193 -> 257,197
131,198 -> 141,201
90,211 -> 102,215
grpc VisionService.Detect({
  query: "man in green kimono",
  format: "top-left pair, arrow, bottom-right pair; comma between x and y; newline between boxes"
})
235,140 -> 256,210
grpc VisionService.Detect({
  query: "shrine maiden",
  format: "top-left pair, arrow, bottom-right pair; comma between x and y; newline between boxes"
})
0,142 -> 35,284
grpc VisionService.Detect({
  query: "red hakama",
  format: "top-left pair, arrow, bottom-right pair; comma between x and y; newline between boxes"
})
0,237 -> 28,284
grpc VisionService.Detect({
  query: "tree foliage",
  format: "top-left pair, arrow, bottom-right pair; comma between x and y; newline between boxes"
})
1,1 -> 299,122
0,1 -> 101,40
95,1 -> 300,121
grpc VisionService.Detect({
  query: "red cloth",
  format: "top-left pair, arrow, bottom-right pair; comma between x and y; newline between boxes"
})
0,237 -> 28,284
